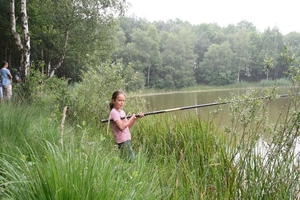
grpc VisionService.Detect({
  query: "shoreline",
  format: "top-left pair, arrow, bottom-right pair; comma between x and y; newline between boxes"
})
129,86 -> 291,98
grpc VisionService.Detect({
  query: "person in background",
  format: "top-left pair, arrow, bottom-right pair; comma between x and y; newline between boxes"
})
109,90 -> 144,161
15,66 -> 22,83
0,75 -> 3,103
0,61 -> 13,101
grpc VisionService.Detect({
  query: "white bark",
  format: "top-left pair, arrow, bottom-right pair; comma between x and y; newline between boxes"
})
49,29 -> 69,78
10,0 -> 30,77
10,0 -> 22,50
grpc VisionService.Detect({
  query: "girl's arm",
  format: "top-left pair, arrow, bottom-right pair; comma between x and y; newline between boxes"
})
114,112 -> 144,130
115,115 -> 137,131
128,112 -> 144,128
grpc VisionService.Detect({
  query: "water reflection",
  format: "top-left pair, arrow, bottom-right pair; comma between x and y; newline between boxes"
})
254,137 -> 300,164
141,88 -> 292,126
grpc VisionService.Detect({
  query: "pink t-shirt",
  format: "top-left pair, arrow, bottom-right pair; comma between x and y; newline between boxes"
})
110,108 -> 131,143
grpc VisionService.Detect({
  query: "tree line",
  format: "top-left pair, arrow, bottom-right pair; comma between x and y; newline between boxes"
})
113,18 -> 300,89
1,0 -> 300,91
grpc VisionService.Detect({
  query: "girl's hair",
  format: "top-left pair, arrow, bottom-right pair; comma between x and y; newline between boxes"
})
109,90 -> 125,110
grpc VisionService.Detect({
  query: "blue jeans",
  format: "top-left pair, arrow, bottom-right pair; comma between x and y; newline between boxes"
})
118,140 -> 135,161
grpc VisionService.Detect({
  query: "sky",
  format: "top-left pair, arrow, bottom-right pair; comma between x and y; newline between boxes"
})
125,0 -> 299,35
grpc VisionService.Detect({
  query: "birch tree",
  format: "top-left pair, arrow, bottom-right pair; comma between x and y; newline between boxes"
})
10,0 -> 30,77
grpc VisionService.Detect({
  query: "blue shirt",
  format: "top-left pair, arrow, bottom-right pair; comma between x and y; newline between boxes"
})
0,68 -> 12,86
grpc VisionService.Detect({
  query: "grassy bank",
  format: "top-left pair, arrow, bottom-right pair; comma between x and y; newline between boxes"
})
134,78 -> 292,96
1,86 -> 300,199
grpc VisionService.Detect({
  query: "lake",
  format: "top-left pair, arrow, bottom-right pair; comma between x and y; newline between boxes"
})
138,87 -> 300,161
139,87 -> 292,126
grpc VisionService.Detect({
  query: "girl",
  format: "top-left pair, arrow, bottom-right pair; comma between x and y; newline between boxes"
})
109,90 -> 144,161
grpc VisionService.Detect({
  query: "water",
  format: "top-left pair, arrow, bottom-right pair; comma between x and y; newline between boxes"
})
138,87 -> 300,163
140,88 -> 291,125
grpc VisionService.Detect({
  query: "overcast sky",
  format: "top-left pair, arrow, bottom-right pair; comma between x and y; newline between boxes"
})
126,0 -> 298,35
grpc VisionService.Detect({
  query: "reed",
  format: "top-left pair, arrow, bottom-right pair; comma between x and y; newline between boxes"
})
1,88 -> 300,199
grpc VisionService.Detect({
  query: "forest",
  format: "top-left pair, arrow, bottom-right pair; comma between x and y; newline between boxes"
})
1,0 -> 300,91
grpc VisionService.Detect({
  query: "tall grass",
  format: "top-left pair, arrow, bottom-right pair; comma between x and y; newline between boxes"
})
134,115 -> 235,199
0,142 -> 163,199
1,87 -> 300,199
0,103 -> 61,155
2,47 -> 299,199
0,103 -> 162,199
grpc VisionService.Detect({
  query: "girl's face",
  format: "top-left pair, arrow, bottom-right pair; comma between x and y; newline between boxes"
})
113,93 -> 125,110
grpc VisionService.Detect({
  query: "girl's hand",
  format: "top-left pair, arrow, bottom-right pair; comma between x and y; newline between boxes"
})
136,112 -> 144,118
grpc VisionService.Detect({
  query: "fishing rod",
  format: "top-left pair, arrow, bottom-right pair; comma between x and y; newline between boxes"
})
101,93 -> 291,123
101,101 -> 228,123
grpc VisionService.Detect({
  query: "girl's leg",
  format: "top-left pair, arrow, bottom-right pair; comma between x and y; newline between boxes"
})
118,140 -> 135,161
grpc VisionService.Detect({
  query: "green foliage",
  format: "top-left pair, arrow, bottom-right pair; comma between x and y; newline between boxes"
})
114,25 -> 162,88
283,45 -> 300,85
229,29 -> 251,82
194,23 -> 225,65
21,67 -> 70,110
10,63 -> 71,117
1,0 -> 299,90
258,78 -> 291,87
114,18 -> 198,89
123,63 -> 145,92
2,2 -> 297,89
264,54 -> 275,80
284,32 -> 300,65
26,0 -> 128,81
68,61 -> 124,126
157,23 -> 196,89
199,42 -> 235,85
66,59 -> 147,127
115,17 -> 297,87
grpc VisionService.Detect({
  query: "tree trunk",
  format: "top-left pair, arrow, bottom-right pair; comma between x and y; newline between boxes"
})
10,0 -> 30,77
49,29 -> 69,78
237,59 -> 240,82
147,65 -> 150,86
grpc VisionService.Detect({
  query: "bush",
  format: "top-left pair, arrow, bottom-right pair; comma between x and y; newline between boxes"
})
68,61 -> 124,126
